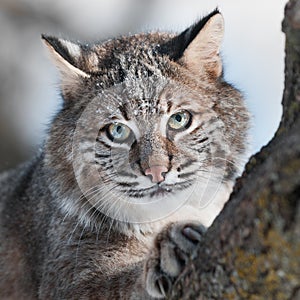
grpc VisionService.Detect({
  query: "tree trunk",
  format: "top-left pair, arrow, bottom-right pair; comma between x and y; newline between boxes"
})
170,1 -> 300,299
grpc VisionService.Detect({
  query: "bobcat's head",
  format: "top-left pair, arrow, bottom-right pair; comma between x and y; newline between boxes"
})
43,10 -> 249,233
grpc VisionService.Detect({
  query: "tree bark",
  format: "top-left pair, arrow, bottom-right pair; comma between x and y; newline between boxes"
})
170,1 -> 300,299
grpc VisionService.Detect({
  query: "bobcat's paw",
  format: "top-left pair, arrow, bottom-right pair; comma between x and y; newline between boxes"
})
144,221 -> 206,298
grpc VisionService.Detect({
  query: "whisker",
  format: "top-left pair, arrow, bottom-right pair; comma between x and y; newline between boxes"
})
66,187 -> 107,244
61,186 -> 101,223
67,181 -> 122,247
212,156 -> 242,170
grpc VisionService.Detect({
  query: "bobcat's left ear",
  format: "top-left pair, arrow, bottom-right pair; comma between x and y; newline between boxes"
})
181,12 -> 224,77
159,10 -> 224,78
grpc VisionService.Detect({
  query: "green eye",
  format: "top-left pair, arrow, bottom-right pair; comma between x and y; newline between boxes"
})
107,123 -> 131,142
168,110 -> 191,130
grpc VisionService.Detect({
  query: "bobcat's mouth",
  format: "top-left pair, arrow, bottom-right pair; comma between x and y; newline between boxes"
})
149,185 -> 172,198
120,180 -> 193,199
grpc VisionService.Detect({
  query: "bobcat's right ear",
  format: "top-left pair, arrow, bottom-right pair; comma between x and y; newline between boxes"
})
42,35 -> 90,91
180,12 -> 224,77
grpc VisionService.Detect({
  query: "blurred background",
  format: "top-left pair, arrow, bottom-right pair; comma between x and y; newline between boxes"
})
0,0 -> 286,171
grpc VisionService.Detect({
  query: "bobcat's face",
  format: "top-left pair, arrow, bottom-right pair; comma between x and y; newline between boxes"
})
72,76 -> 232,224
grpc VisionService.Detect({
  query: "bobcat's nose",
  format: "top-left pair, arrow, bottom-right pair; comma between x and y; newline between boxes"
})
145,165 -> 168,183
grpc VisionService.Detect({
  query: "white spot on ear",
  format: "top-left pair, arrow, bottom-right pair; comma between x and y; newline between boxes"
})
59,39 -> 82,59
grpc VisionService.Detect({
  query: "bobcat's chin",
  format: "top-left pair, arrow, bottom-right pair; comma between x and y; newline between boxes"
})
94,179 -> 232,236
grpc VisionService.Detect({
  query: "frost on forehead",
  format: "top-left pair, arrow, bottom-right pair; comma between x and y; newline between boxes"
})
121,75 -> 169,118
117,49 -> 169,99
123,74 -> 169,101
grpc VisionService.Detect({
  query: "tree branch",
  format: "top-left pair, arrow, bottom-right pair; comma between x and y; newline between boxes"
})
170,1 -> 300,298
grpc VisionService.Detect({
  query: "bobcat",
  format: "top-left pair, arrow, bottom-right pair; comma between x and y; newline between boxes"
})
0,9 -> 249,299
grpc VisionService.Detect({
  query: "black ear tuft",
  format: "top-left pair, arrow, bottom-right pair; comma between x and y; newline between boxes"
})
41,34 -> 77,67
158,8 -> 221,61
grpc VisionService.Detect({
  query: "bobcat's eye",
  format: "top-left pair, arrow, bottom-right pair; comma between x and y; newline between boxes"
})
168,110 -> 191,130
107,123 -> 131,142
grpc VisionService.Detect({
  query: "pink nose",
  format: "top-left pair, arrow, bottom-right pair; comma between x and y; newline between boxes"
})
145,165 -> 168,183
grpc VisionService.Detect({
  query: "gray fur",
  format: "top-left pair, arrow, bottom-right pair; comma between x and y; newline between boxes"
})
0,11 -> 249,299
